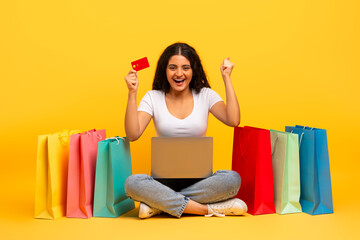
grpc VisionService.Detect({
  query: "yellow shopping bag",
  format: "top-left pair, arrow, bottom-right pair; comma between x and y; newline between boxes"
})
34,129 -> 80,219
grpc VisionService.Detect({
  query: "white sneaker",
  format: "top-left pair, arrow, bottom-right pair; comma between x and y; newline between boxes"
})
206,198 -> 248,217
138,202 -> 162,219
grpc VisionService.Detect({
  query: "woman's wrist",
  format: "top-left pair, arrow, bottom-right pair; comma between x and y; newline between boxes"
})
222,75 -> 232,83
128,91 -> 137,98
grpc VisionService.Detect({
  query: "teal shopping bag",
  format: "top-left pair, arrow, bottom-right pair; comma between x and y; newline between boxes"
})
93,137 -> 134,217
285,126 -> 333,215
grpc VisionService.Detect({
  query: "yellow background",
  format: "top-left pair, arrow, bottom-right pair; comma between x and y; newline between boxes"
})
1,0 -> 359,239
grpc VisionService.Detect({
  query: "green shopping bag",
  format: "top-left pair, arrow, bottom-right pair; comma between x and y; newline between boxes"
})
270,130 -> 302,214
93,137 -> 134,218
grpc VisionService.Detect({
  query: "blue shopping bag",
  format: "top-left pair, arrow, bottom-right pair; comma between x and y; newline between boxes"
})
285,125 -> 333,215
93,137 -> 134,217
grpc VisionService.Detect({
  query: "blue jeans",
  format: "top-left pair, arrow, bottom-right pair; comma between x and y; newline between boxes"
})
125,170 -> 241,218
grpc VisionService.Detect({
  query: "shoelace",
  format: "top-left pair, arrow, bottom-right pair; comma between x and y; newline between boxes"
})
143,204 -> 162,215
205,205 -> 226,217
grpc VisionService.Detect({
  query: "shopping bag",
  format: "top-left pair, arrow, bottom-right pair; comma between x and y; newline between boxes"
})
93,137 -> 135,218
285,125 -> 333,215
232,126 -> 276,215
35,129 -> 81,219
270,130 -> 301,214
66,129 -> 106,218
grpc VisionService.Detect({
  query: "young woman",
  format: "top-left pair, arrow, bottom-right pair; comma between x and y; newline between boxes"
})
124,42 -> 247,218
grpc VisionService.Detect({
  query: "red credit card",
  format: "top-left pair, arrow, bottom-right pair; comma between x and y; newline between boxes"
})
131,57 -> 149,71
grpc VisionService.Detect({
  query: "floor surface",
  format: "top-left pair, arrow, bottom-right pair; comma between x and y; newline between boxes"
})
1,171 -> 359,240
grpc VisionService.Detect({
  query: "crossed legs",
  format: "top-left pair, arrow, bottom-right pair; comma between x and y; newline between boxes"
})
125,170 -> 241,218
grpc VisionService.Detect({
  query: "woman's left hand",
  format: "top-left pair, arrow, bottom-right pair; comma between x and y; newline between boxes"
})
220,57 -> 235,79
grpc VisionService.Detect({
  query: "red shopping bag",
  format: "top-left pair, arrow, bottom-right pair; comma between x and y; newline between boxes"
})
232,126 -> 275,215
66,129 -> 106,218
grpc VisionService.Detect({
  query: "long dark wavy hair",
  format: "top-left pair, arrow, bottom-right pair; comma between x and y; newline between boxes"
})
152,42 -> 211,93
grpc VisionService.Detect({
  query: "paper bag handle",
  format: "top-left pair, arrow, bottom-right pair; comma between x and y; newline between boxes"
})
58,129 -> 71,145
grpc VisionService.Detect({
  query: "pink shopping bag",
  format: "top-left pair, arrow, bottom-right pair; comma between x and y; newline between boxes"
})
66,129 -> 106,218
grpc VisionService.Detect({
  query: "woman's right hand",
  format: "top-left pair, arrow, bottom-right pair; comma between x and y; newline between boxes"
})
124,69 -> 139,94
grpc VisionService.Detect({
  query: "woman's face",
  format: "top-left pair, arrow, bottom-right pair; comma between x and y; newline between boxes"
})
166,55 -> 193,93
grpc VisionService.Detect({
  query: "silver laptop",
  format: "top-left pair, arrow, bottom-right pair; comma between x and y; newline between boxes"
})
151,137 -> 213,179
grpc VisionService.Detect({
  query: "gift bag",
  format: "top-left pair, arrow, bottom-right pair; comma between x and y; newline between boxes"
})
285,125 -> 333,215
35,129 -> 81,219
232,126 -> 276,215
270,130 -> 301,214
66,129 -> 106,218
93,137 -> 135,218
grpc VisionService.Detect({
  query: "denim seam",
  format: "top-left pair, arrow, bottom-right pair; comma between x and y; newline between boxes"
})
175,197 -> 190,218
207,186 -> 240,204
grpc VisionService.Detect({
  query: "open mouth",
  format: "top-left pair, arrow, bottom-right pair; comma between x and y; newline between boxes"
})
174,79 -> 185,83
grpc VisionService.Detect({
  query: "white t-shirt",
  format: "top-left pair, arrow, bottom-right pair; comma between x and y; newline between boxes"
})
138,87 -> 223,137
